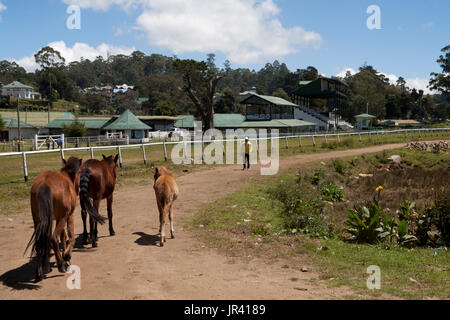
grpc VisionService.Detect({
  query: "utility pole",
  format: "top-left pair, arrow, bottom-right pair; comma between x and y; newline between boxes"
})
17,97 -> 22,152
48,75 -> 52,124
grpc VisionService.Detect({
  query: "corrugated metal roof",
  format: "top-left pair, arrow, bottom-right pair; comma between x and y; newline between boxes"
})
241,119 -> 316,128
174,115 -> 196,128
241,93 -> 298,107
2,118 -> 35,129
354,113 -> 376,119
214,114 -> 245,127
103,109 -> 151,130
2,81 -> 34,90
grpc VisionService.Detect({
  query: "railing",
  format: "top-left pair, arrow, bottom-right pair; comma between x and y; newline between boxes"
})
0,127 -> 448,182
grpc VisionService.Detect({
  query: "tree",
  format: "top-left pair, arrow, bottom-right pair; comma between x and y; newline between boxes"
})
34,47 -> 69,111
35,46 -> 65,70
430,45 -> 450,101
215,88 -> 238,114
153,101 -> 178,116
173,58 -> 223,130
63,119 -> 86,137
272,88 -> 291,102
114,90 -> 140,115
0,114 -> 5,132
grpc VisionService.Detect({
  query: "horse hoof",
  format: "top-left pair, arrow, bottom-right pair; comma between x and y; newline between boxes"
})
63,253 -> 72,262
58,262 -> 69,273
92,242 -> 98,248
110,231 -> 116,236
171,235 -> 175,239
160,242 -> 164,247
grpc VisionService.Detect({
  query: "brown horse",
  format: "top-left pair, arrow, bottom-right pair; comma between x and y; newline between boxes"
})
153,166 -> 179,247
78,155 -> 118,248
26,158 -> 96,282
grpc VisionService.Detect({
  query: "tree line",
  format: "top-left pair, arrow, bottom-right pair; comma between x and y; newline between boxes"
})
0,45 -> 449,128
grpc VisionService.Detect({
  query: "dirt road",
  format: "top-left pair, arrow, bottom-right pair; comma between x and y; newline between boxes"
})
0,143 -> 407,300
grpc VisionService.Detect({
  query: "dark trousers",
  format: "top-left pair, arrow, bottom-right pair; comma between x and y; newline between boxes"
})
243,154 -> 250,169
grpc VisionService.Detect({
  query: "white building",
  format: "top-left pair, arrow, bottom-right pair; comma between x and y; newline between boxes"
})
1,81 -> 42,100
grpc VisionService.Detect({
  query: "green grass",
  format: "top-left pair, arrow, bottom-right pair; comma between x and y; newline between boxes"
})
0,130 -> 449,216
187,149 -> 450,299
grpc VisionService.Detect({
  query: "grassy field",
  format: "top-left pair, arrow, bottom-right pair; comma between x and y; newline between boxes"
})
0,129 -> 449,216
188,149 -> 450,299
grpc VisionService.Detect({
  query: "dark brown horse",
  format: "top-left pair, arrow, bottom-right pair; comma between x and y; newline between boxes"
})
26,157 -> 104,282
78,155 -> 118,248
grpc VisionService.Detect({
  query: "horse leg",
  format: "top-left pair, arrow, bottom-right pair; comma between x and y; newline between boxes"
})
52,218 -> 69,273
169,203 -> 175,240
63,214 -> 75,263
91,199 -> 101,248
156,199 -> 164,247
160,204 -> 169,247
60,229 -> 67,254
107,194 -> 115,236
81,207 -> 90,245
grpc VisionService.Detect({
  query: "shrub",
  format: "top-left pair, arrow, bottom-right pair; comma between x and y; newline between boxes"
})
320,182 -> 345,202
268,181 -> 331,236
63,119 -> 86,137
310,169 -> 325,186
345,201 -> 389,244
333,160 -> 345,175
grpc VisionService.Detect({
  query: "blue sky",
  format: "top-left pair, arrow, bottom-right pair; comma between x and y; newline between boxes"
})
0,0 -> 448,92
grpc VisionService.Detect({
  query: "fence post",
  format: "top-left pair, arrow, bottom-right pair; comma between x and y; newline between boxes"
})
337,134 -> 341,144
358,133 -> 362,142
183,142 -> 188,159
163,142 -> 168,162
298,136 -> 302,147
285,137 -> 289,149
312,135 -> 316,147
61,134 -> 65,149
90,147 -> 94,160
117,147 -> 123,168
324,135 -> 328,144
142,144 -> 147,165
34,134 -> 38,150
22,152 -> 29,182
60,148 -> 65,165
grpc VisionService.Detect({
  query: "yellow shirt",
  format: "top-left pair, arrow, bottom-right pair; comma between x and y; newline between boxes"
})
244,141 -> 252,154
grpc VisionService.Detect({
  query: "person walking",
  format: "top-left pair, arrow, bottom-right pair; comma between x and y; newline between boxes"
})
243,137 -> 252,170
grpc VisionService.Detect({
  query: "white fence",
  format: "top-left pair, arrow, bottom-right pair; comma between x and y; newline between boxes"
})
0,127 -> 449,182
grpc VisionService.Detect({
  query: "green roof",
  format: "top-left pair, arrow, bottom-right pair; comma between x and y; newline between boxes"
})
103,109 -> 151,130
2,118 -> 35,129
2,81 -> 34,90
47,119 -> 109,129
354,113 -> 376,119
241,119 -> 316,128
214,114 -> 246,128
174,115 -> 196,128
241,93 -> 298,107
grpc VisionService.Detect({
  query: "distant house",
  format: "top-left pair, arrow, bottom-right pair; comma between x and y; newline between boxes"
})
291,77 -> 348,131
113,84 -> 135,95
240,92 -> 316,133
1,81 -> 42,100
1,118 -> 40,141
355,113 -> 376,130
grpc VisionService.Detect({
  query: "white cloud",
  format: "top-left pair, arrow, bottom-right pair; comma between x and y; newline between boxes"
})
11,41 -> 136,72
336,67 -> 435,95
0,1 -> 7,20
61,0 -> 322,64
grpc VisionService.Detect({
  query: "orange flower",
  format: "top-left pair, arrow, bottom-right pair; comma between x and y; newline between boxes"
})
376,186 -> 384,192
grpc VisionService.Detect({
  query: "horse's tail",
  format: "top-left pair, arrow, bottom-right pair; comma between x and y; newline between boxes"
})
25,186 -> 53,274
79,167 -> 107,225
